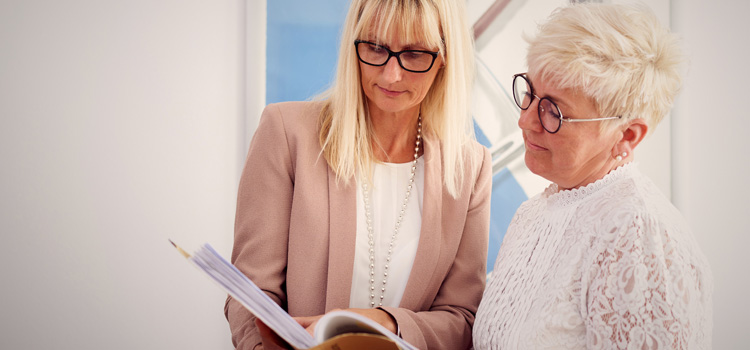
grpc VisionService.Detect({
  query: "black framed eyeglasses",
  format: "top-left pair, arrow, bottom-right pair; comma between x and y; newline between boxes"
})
512,73 -> 621,134
354,40 -> 439,73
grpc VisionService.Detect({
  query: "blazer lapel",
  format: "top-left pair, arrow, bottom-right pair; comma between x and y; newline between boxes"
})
399,133 -> 442,309
324,166 -> 356,311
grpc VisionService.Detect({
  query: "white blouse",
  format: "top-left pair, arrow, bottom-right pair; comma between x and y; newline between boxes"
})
473,163 -> 713,349
349,157 -> 424,309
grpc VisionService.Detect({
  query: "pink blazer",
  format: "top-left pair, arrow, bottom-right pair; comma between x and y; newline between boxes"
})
225,101 -> 491,350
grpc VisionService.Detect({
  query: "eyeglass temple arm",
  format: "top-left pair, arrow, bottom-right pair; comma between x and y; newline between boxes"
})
562,116 -> 622,123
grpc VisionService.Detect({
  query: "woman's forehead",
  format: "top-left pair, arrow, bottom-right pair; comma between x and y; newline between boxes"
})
361,33 -> 432,49
358,6 -> 442,47
529,73 -> 593,109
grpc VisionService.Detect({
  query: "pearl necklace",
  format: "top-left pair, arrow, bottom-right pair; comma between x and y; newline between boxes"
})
361,116 -> 422,307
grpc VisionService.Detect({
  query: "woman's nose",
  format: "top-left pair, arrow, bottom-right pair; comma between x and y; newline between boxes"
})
382,56 -> 403,82
517,101 -> 543,132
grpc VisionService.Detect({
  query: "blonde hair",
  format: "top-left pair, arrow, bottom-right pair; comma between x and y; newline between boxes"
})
526,3 -> 684,132
318,0 -> 476,198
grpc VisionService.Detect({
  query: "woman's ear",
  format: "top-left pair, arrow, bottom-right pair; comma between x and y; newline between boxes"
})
616,118 -> 648,156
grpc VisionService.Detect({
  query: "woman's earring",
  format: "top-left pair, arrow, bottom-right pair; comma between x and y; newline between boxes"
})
615,151 -> 628,162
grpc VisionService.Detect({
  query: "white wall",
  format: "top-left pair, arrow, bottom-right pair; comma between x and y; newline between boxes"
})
246,1 -> 266,155
0,1 -> 242,349
672,1 -> 750,348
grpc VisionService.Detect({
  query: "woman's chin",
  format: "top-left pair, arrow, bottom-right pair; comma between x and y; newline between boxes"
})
524,156 -> 560,185
524,153 -> 545,176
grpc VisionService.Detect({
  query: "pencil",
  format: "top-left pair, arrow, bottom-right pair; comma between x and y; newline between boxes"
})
169,239 -> 191,259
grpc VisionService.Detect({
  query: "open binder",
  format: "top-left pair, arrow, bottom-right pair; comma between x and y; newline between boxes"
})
171,241 -> 418,350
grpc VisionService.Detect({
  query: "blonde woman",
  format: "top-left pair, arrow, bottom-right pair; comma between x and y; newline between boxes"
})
473,3 -> 712,349
226,0 -> 491,349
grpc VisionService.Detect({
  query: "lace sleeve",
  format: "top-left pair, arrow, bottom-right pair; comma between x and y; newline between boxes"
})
583,210 -> 708,350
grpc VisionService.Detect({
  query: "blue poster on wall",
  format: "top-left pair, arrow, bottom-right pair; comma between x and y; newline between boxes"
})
267,0 -> 531,275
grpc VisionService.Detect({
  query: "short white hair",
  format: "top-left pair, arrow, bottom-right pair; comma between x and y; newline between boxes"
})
526,3 -> 684,131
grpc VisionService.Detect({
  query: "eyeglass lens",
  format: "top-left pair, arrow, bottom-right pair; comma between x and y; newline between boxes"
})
356,41 -> 435,72
512,75 -> 562,133
512,75 -> 532,109
538,99 -> 562,133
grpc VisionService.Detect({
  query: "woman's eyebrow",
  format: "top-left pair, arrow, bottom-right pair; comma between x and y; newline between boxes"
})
528,77 -> 572,108
365,39 -> 431,51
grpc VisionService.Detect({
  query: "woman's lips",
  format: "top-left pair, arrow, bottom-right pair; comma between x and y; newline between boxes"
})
378,86 -> 404,97
524,138 -> 547,151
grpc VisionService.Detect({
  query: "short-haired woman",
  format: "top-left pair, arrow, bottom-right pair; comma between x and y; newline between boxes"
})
473,3 -> 712,349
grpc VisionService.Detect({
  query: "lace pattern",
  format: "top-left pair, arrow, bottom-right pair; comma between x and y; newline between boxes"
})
544,163 -> 634,209
473,163 -> 712,349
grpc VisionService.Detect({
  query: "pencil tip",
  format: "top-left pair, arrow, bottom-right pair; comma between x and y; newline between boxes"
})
169,239 -> 191,259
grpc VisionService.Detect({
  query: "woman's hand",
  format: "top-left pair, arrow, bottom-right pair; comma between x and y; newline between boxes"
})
255,319 -> 292,350
294,314 -> 324,337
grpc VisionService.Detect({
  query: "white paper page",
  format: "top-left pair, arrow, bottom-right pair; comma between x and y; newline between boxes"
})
314,310 -> 418,350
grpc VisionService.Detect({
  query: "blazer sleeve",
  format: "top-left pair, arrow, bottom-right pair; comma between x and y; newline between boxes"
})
382,145 -> 492,350
225,103 -> 295,350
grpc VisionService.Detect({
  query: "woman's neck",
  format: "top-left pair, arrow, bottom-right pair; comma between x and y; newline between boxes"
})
369,107 -> 422,163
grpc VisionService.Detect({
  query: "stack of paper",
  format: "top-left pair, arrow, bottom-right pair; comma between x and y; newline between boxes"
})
188,244 -> 316,349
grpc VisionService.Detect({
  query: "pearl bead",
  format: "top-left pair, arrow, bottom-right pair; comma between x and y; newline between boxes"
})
362,115 -> 420,308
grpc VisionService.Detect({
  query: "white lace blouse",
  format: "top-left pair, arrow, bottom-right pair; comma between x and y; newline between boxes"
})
473,163 -> 713,349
